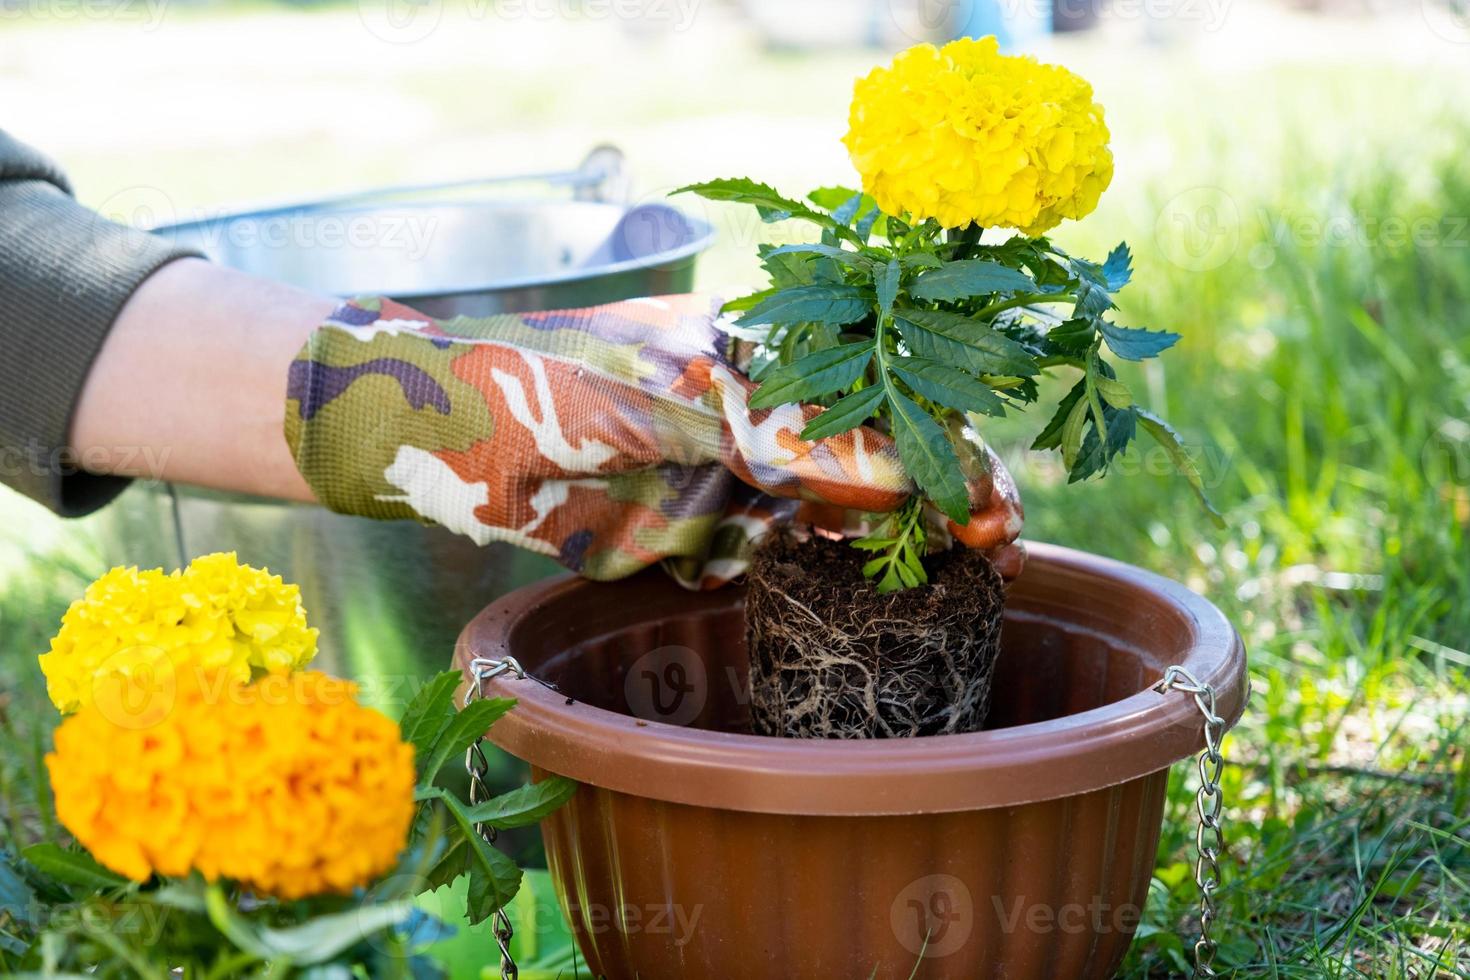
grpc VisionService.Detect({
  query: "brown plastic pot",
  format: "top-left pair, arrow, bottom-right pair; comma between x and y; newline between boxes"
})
456,543 -> 1247,979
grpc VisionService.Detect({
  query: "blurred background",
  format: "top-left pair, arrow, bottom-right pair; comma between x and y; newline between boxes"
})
2,0 -> 1468,975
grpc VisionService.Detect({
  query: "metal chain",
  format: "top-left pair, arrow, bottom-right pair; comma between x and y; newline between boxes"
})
1154,665 -> 1228,979
464,657 -> 528,980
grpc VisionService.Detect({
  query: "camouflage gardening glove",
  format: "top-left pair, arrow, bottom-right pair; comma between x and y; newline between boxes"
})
285,294 -> 1023,588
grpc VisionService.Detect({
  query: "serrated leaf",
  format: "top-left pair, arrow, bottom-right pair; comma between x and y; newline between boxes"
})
877,259 -> 900,319
887,390 -> 969,524
720,287 -> 778,314
901,253 -> 943,271
22,844 -> 128,893
1060,396 -> 1089,470
1032,379 -> 1086,451
748,342 -> 874,408
1048,317 -> 1097,352
1098,322 -> 1182,361
465,845 -> 523,925
459,777 -> 579,830
1136,409 -> 1224,524
0,853 -> 37,926
764,242 -> 872,271
673,177 -> 810,223
890,358 -> 1005,417
806,185 -> 861,211
894,309 -> 1038,377
1074,278 -> 1116,317
417,697 -> 517,788
1094,375 -> 1134,409
1072,403 -> 1138,481
1102,242 -> 1133,291
674,178 -> 856,241
799,384 -> 887,440
734,285 -> 871,328
832,192 -> 864,226
256,903 -> 418,963
855,202 -> 885,241
398,671 -> 461,762
909,259 -> 1035,302
424,793 -> 524,924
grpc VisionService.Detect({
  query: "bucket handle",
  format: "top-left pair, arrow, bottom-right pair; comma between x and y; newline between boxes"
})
299,144 -> 629,211
162,145 -> 631,233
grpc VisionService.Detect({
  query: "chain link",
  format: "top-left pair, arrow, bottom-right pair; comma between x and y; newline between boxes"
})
464,657 -> 528,980
1155,665 -> 1228,979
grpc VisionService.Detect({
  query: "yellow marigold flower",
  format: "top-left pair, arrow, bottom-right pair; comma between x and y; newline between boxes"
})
46,669 -> 415,899
181,553 -> 318,675
843,37 -> 1113,235
38,554 -> 316,714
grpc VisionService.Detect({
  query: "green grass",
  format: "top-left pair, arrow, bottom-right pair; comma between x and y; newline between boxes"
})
1022,103 -> 1470,979
1,12 -> 1468,976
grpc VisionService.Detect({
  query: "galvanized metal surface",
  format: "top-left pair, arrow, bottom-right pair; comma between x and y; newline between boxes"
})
96,153 -> 714,695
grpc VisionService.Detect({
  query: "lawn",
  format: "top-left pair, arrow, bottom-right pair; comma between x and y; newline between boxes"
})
1,4 -> 1467,976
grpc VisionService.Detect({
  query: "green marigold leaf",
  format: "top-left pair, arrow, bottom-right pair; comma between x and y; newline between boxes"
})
1136,409 -> 1225,525
799,384 -> 887,440
1098,322 -> 1182,361
1071,403 -> 1137,482
877,258 -> 901,319
749,342 -> 875,409
764,242 -> 873,271
21,844 -> 127,894
894,309 -> 1038,377
909,259 -> 1036,302
1047,317 -> 1097,353
1102,242 -> 1133,291
1033,379 -> 1086,451
417,697 -> 516,789
720,287 -> 778,314
806,185 -> 862,211
466,778 -> 578,830
1094,375 -> 1134,409
887,391 -> 969,525
1059,396 -> 1090,471
890,357 -> 1005,417
735,284 -> 872,328
398,671 -> 461,762
674,178 -> 858,241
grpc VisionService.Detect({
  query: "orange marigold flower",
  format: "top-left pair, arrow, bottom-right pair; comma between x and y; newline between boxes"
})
46,669 -> 414,899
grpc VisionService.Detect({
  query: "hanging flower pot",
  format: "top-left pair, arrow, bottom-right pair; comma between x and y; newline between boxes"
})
458,543 -> 1247,980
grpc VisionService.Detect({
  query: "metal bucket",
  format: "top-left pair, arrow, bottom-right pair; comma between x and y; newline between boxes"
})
97,149 -> 715,700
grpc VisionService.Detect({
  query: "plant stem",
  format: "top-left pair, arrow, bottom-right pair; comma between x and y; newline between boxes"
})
974,291 -> 1078,319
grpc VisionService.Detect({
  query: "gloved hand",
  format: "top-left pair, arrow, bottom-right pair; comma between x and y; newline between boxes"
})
285,294 -> 1022,588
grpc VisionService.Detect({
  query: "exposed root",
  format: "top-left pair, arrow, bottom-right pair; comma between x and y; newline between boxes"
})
744,533 -> 1005,739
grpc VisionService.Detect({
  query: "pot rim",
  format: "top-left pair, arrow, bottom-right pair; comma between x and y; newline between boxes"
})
456,542 -> 1248,815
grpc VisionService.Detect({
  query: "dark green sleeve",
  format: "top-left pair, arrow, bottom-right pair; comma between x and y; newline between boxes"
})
0,129 -> 203,516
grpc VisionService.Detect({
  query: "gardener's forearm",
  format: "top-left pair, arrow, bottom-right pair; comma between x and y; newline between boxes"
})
70,258 -> 335,503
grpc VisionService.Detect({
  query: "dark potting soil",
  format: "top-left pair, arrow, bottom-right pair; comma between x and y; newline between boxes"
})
744,533 -> 1006,739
